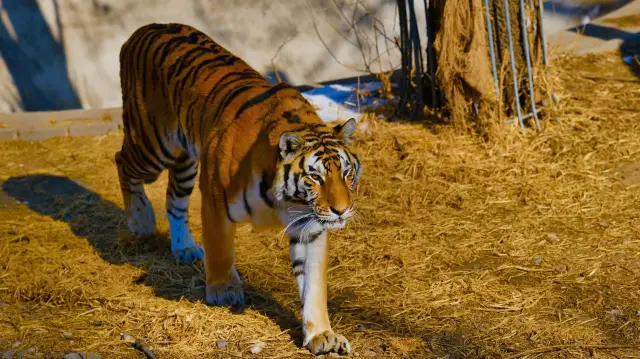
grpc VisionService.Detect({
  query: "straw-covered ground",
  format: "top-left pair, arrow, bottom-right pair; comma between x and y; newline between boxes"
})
2,50 -> 640,359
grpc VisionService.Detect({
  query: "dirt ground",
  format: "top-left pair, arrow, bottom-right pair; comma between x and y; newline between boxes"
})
2,50 -> 640,359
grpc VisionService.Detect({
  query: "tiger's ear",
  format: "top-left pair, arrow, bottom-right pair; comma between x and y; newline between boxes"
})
279,132 -> 301,158
333,118 -> 356,141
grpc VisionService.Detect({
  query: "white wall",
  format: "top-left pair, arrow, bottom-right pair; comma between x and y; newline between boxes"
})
0,0 -> 416,112
0,0 -> 624,113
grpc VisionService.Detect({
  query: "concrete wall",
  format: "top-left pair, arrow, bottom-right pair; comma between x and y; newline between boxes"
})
0,0 -> 628,113
0,0 -> 417,112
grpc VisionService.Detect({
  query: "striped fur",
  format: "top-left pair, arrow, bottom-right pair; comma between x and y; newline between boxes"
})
115,23 -> 360,355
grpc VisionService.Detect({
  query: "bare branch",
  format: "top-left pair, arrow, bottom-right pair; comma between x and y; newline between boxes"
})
270,30 -> 299,84
306,0 -> 368,73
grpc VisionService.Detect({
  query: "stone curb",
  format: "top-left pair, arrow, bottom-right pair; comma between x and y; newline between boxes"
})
0,107 -> 123,142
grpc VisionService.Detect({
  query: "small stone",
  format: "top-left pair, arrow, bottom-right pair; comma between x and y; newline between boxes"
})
555,265 -> 568,272
3,350 -> 13,359
249,340 -> 264,354
63,353 -> 102,359
216,340 -> 228,349
27,347 -> 37,354
363,350 -> 376,357
605,309 -> 624,319
119,333 -> 135,343
12,341 -> 21,348
546,233 -> 560,243
62,332 -> 73,340
353,352 -> 360,357
532,257 -> 542,265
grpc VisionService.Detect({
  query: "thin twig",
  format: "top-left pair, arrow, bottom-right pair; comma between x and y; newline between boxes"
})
270,30 -> 299,84
306,0 -> 367,72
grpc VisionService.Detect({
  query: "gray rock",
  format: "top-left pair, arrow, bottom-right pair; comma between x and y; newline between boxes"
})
63,352 -> 102,359
249,340 -> 265,354
363,350 -> 376,357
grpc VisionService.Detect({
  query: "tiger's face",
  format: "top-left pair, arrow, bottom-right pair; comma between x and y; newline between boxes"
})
274,118 -> 361,231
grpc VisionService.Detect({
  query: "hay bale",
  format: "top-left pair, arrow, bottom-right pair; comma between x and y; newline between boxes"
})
429,0 -> 548,129
430,0 -> 497,129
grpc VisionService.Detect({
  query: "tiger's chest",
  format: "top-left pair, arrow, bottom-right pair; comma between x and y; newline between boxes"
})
226,173 -> 283,230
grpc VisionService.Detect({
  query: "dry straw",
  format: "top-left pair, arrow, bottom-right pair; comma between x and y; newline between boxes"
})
1,51 -> 640,358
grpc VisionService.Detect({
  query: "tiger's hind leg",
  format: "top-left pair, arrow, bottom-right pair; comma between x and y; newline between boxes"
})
166,154 -> 204,263
115,146 -> 160,238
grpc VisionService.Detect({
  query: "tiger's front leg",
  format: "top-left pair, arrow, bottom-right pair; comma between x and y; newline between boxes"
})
201,192 -> 244,306
289,231 -> 351,356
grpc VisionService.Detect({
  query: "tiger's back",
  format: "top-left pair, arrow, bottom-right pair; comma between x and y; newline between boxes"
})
116,23 -> 361,356
118,22 -> 281,159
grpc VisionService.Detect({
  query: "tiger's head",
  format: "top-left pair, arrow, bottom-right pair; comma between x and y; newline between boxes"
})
274,118 -> 362,231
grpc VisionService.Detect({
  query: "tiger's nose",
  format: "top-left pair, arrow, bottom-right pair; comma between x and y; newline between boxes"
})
330,206 -> 347,216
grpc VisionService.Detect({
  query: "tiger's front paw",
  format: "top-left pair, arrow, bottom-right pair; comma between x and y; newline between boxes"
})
173,245 -> 204,263
205,267 -> 244,306
305,330 -> 351,356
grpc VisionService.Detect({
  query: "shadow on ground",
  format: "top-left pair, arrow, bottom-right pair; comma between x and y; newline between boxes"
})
544,0 -> 631,19
1,174 -> 487,357
619,32 -> 640,79
567,22 -> 640,79
1,174 -> 299,329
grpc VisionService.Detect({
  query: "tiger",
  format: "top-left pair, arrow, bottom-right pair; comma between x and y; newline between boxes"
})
115,23 -> 362,356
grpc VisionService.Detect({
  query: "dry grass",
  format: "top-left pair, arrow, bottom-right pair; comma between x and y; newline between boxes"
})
2,50 -> 640,358
601,14 -> 640,29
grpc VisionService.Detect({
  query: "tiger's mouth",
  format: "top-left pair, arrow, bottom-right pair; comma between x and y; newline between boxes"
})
318,217 -> 346,229
290,213 -> 347,231
315,214 -> 349,230
284,204 -> 350,232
